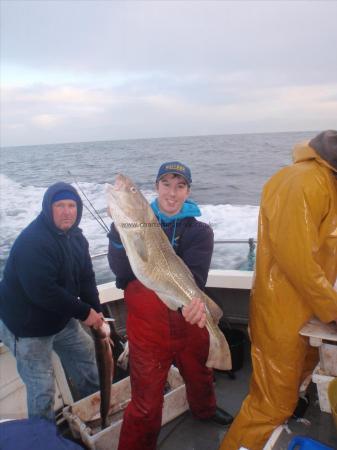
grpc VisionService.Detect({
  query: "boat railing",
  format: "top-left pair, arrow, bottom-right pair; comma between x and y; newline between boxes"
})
91,238 -> 256,260
214,238 -> 256,270
91,238 -> 257,271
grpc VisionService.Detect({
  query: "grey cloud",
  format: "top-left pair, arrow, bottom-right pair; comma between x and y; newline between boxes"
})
2,80 -> 336,147
1,1 -> 337,146
2,1 -> 337,82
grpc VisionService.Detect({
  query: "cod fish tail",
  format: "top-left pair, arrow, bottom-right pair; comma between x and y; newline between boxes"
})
206,320 -> 232,371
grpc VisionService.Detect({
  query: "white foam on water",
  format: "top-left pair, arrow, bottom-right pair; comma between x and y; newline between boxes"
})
200,203 -> 258,240
0,176 -> 259,281
200,203 -> 258,270
0,175 -> 45,251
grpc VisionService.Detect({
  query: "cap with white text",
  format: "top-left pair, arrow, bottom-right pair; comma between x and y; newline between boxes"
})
156,161 -> 192,185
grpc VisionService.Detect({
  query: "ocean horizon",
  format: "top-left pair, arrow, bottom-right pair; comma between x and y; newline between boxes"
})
0,130 -> 317,283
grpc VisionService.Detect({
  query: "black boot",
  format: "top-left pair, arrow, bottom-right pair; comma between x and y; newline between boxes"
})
210,406 -> 234,426
292,394 -> 310,419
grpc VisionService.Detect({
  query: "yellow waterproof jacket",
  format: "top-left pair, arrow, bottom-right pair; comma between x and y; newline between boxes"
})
251,142 -> 337,339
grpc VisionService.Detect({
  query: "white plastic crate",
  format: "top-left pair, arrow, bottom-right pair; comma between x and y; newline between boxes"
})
312,364 -> 335,413
63,366 -> 188,450
319,343 -> 337,377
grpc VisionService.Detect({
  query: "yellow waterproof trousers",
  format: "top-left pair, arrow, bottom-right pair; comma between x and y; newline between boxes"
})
219,344 -> 317,450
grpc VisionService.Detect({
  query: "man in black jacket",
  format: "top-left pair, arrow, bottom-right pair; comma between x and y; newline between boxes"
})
0,182 -> 103,420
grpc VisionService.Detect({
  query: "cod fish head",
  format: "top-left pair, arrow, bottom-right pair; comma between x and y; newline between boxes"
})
106,174 -> 154,227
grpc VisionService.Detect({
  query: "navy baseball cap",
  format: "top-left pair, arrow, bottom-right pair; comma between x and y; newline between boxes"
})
156,161 -> 192,185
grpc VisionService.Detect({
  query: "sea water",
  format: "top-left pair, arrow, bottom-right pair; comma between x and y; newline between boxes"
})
0,130 -> 315,283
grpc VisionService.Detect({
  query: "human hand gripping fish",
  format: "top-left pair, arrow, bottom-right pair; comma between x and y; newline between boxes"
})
105,174 -> 231,371
182,298 -> 207,328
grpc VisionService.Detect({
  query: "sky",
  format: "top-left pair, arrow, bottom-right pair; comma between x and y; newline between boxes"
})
1,0 -> 337,147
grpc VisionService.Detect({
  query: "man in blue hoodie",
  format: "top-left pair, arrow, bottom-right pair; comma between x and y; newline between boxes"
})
108,162 -> 233,450
0,182 -> 103,421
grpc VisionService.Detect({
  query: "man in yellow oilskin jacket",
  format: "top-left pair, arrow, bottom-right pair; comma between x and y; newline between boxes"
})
220,130 -> 337,450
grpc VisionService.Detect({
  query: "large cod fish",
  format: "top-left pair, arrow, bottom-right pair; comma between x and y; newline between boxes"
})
106,174 -> 231,371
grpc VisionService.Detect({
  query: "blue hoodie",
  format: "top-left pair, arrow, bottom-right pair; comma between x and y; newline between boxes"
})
0,182 -> 101,337
108,199 -> 214,290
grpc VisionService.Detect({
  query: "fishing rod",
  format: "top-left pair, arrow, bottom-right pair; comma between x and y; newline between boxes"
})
83,201 -> 110,234
68,170 -> 110,234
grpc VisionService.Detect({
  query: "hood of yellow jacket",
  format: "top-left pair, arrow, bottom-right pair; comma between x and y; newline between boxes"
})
293,137 -> 337,175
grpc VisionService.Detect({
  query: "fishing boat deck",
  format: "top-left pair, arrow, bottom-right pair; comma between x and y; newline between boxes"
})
2,336 -> 336,450
2,274 -> 336,449
68,278 -> 337,450
158,362 -> 250,450
157,343 -> 337,450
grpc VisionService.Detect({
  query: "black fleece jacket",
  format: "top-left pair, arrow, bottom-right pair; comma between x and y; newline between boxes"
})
0,182 -> 101,337
108,217 -> 214,291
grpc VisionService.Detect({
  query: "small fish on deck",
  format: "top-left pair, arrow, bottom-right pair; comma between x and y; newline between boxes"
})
91,320 -> 114,429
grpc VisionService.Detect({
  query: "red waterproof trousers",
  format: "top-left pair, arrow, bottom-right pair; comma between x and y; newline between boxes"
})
117,280 -> 216,450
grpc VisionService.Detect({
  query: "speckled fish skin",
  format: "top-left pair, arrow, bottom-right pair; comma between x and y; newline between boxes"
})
106,174 -> 231,371
92,321 -> 113,429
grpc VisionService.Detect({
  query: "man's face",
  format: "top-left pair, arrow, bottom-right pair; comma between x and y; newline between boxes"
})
52,200 -> 77,231
156,174 -> 190,216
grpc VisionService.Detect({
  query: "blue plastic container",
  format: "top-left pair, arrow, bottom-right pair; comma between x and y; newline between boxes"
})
0,418 -> 84,450
288,436 -> 334,450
